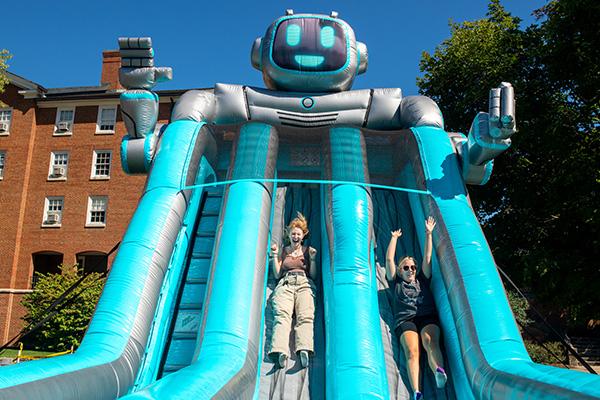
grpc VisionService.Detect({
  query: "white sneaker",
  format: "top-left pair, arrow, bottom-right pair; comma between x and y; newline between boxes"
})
435,366 -> 447,389
277,353 -> 287,369
299,350 -> 309,368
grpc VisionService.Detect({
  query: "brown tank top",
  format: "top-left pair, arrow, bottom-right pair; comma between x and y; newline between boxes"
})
281,246 -> 310,274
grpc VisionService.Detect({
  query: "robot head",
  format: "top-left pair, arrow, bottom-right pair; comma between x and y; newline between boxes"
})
251,10 -> 368,92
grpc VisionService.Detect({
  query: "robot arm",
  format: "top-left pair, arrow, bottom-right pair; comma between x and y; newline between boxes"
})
398,95 -> 444,129
118,37 -> 172,174
466,82 -> 516,165
118,37 -> 172,139
456,82 -> 516,185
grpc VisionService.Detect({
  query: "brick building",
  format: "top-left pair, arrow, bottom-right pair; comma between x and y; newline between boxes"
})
0,51 -> 187,343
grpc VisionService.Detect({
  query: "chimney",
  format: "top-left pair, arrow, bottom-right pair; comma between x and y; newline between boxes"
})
101,50 -> 122,90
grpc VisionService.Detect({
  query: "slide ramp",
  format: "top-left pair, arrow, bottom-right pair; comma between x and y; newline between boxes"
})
372,189 -> 455,400
257,185 -> 325,400
159,186 -> 223,377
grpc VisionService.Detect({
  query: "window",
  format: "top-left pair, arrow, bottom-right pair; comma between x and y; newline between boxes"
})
76,251 -> 108,274
54,107 -> 75,135
96,106 -> 117,134
48,151 -> 69,180
0,151 -> 5,179
0,108 -> 12,135
32,252 -> 63,288
43,196 -> 64,227
86,196 -> 108,227
91,150 -> 112,179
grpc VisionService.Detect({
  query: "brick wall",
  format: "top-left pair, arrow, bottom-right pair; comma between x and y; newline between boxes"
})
0,84 -> 38,342
0,82 -> 172,343
100,50 -> 122,90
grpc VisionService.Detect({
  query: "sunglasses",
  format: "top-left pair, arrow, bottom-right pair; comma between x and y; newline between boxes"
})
402,264 -> 417,272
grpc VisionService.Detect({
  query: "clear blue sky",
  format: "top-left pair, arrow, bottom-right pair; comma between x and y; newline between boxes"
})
6,0 -> 546,95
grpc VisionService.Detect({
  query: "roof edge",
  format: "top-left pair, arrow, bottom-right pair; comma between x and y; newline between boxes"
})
5,71 -> 47,92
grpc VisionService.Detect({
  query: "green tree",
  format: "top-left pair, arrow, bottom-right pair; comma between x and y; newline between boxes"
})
418,0 -> 600,330
0,49 -> 11,93
507,290 -> 566,365
0,49 -> 12,107
21,264 -> 106,351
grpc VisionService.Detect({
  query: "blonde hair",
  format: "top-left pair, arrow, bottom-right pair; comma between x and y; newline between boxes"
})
398,256 -> 416,269
287,212 -> 309,236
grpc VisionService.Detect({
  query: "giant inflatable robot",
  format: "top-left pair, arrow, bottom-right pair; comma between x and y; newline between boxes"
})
1,10 -> 599,400
119,10 -> 514,186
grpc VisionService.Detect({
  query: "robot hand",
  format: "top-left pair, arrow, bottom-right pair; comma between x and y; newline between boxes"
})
487,82 -> 516,140
456,83 -> 516,185
118,37 -> 172,90
118,37 -> 172,139
464,82 -> 516,167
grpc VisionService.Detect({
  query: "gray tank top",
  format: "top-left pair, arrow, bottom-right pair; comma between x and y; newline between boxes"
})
394,271 -> 436,327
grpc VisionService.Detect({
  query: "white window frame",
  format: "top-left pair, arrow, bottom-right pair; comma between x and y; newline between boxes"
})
54,107 -> 75,136
0,108 -> 12,136
91,150 -> 112,180
86,196 -> 108,227
0,151 -> 5,180
42,196 -> 64,227
95,105 -> 117,134
48,151 -> 69,181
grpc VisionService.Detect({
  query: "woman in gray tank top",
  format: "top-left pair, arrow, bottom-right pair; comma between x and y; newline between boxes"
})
268,213 -> 318,369
385,217 -> 447,400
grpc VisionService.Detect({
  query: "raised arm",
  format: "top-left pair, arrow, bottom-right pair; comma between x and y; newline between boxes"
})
271,243 -> 283,279
385,230 -> 402,281
118,37 -> 173,175
421,217 -> 436,279
118,37 -> 172,139
308,246 -> 318,281
458,82 -> 517,185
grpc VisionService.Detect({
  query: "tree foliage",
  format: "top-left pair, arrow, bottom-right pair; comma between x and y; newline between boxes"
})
418,0 -> 600,330
507,290 -> 566,365
21,264 -> 106,351
0,49 -> 11,93
0,49 -> 12,107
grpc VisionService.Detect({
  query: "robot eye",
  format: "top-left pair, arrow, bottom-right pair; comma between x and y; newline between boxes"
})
286,24 -> 301,46
320,26 -> 335,48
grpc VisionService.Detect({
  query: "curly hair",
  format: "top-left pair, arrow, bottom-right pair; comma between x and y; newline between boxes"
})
287,212 -> 309,236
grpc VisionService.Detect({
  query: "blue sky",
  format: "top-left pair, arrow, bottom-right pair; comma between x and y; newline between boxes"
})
5,0 -> 546,95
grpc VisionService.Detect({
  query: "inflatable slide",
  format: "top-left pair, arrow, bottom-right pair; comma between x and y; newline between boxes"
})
0,10 -> 599,400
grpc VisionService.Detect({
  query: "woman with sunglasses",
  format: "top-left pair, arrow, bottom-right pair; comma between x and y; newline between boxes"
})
386,216 -> 447,400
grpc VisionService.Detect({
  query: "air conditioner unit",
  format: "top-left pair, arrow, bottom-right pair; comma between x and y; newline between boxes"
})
57,122 -> 71,132
46,212 -> 60,224
52,166 -> 66,177
0,122 -> 8,132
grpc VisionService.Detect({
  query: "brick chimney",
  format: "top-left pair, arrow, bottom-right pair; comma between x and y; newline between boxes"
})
101,50 -> 122,90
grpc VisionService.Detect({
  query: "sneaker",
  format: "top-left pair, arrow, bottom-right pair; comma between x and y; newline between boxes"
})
413,391 -> 423,400
299,350 -> 309,368
277,352 -> 287,369
435,366 -> 447,389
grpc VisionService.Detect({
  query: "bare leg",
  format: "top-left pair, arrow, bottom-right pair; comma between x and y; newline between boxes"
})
400,330 -> 421,394
420,324 -> 444,373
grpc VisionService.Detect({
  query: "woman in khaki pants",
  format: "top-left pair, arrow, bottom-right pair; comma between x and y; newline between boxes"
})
269,213 -> 317,369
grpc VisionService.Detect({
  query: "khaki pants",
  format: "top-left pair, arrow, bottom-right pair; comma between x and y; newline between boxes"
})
269,273 -> 316,357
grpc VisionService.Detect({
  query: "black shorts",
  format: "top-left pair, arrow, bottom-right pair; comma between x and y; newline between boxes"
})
395,314 -> 439,336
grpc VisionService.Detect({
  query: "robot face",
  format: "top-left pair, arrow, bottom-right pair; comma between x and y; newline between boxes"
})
271,17 -> 348,72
